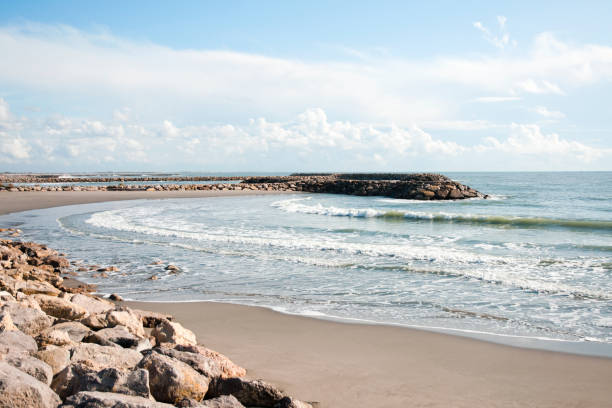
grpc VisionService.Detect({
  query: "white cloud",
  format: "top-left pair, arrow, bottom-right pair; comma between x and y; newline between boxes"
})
473,16 -> 516,49
113,107 -> 130,122
515,79 -> 564,95
0,23 -> 611,128
0,134 -> 30,161
0,98 -> 10,121
473,96 -> 521,103
161,120 -> 179,139
533,106 -> 565,119
477,124 -> 607,162
0,102 -> 608,170
0,23 -> 611,170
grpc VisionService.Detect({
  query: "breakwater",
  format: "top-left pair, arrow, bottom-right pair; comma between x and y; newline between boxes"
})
0,173 -> 486,200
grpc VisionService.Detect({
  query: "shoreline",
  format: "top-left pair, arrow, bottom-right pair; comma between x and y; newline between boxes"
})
0,190 -> 293,216
124,298 -> 612,358
1,190 -> 611,407
125,300 -> 612,408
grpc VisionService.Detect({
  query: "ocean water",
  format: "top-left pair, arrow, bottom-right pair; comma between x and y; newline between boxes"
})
2,172 -> 611,355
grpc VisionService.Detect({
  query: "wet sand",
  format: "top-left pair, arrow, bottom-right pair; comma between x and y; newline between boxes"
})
1,190 -> 611,407
0,190 -> 289,215
124,301 -> 612,408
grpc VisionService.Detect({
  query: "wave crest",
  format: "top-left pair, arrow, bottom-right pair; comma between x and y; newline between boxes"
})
272,198 -> 612,231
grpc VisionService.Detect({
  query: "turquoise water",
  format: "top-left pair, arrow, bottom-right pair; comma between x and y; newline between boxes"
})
2,172 -> 611,355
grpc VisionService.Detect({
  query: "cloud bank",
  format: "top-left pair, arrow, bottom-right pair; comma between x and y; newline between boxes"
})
0,22 -> 611,171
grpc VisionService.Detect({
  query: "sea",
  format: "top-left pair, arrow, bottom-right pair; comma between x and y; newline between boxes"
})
2,172 -> 611,356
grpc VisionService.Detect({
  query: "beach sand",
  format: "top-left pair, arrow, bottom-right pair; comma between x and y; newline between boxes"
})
126,301 -> 612,408
1,190 -> 611,407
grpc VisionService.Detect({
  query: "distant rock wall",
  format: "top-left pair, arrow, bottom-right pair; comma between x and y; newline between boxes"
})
0,173 -> 487,200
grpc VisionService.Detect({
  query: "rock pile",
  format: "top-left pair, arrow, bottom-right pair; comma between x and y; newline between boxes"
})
0,237 -> 314,408
1,173 -> 486,200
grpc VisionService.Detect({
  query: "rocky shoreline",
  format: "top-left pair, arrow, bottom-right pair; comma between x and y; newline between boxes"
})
0,173 -> 486,200
0,232 -> 315,408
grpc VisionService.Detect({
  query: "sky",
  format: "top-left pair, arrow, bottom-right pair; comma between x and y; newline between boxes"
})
0,1 -> 611,172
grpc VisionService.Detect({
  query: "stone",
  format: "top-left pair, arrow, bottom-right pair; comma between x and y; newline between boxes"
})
0,310 -> 18,331
106,308 -> 146,338
273,397 -> 314,408
52,363 -> 151,400
109,293 -> 123,301
34,345 -> 71,375
153,347 -> 228,380
207,378 -> 284,408
47,321 -> 92,342
36,328 -> 75,348
18,295 -> 43,310
0,330 -> 37,355
68,294 -> 114,315
33,294 -> 89,320
71,343 -> 143,371
131,308 -> 173,328
177,344 -> 246,379
138,351 -> 210,404
435,189 -> 450,199
62,391 -> 173,408
0,300 -> 52,336
4,353 -> 53,385
151,319 -> 197,346
448,189 -> 464,199
84,325 -> 151,350
80,313 -> 108,330
178,395 -> 245,408
0,291 -> 15,301
43,255 -> 70,269
0,361 -> 62,408
17,280 -> 61,297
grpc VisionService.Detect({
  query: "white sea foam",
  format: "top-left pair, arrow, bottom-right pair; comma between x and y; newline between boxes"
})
83,206 -> 611,301
271,198 -> 612,230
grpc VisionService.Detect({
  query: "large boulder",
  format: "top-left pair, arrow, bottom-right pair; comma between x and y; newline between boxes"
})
138,351 -> 210,404
153,347 -> 227,379
151,319 -> 197,346
70,343 -> 143,371
206,378 -> 285,408
0,329 -> 37,355
34,345 -> 71,375
105,308 -> 146,338
0,361 -> 62,408
131,308 -> 173,328
0,301 -> 52,336
4,353 -> 53,385
16,280 -> 61,297
62,391 -> 174,408
32,295 -> 88,320
80,313 -> 108,330
52,363 -> 151,399
83,325 -> 148,350
176,344 -> 246,379
36,328 -> 75,348
47,321 -> 92,342
68,294 -> 114,315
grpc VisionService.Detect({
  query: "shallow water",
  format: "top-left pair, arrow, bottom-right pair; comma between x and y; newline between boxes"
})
2,172 -> 611,355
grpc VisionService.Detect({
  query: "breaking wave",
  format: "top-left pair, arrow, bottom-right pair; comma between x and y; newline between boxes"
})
272,198 -> 612,231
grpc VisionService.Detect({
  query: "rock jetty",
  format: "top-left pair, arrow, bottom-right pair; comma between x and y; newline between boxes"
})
0,173 -> 485,200
0,235 -> 315,408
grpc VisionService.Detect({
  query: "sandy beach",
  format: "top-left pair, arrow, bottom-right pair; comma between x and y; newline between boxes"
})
1,190 -> 611,407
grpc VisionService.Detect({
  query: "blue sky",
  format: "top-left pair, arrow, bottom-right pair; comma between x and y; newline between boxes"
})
0,1 -> 611,171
